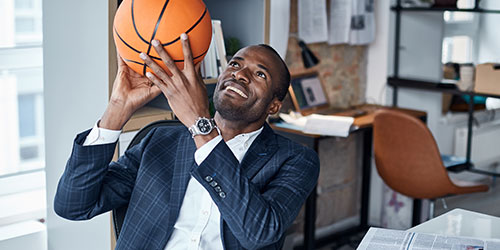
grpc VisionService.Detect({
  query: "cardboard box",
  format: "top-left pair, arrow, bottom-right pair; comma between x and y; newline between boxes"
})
474,63 -> 500,95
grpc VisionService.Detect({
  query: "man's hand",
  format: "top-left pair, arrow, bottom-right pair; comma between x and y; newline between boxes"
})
141,33 -> 216,146
100,53 -> 162,130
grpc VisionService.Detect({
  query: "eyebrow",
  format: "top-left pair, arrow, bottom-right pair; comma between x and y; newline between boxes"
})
257,64 -> 270,74
232,56 -> 271,75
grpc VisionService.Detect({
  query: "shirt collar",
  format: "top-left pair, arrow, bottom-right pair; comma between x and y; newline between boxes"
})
226,126 -> 264,149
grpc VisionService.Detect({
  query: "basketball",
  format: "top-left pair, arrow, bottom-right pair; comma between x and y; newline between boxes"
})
113,0 -> 212,76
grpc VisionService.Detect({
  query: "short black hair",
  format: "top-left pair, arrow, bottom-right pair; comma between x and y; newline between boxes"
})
256,44 -> 290,101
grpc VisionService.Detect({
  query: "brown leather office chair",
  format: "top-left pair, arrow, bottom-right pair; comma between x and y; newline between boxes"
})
373,109 -> 489,224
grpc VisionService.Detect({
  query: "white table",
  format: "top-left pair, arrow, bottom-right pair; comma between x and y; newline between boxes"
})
408,208 -> 500,240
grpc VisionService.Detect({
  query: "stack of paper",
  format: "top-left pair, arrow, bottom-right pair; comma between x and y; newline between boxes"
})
278,113 -> 354,137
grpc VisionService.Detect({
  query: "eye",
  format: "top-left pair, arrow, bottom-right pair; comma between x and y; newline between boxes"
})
228,61 -> 240,68
257,71 -> 267,79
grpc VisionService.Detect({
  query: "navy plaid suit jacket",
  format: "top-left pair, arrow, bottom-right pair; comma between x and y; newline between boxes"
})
54,123 -> 319,249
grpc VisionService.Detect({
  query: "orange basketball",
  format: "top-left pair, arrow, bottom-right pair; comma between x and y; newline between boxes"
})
113,0 -> 212,76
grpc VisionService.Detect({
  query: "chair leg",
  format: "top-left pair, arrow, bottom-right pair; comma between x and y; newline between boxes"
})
412,199 -> 422,227
429,199 -> 435,219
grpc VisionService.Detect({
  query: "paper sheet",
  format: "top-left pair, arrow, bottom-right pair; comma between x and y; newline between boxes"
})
269,0 -> 290,59
298,0 -> 328,44
349,0 -> 375,45
328,0 -> 375,45
303,114 -> 353,137
278,113 -> 353,137
358,227 -> 500,250
328,0 -> 351,45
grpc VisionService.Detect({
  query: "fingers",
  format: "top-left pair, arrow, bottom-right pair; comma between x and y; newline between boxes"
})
151,39 -> 182,77
147,81 -> 163,100
145,71 -> 170,96
140,52 -> 171,85
180,33 -> 195,72
195,63 -> 204,82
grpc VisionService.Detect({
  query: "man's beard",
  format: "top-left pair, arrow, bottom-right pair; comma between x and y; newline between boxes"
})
213,90 -> 268,123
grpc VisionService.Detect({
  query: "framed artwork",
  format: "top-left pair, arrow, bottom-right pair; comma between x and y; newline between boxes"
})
288,72 -> 329,115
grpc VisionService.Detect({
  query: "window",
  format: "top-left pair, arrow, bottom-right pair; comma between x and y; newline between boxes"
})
0,0 -> 45,232
0,0 -> 44,176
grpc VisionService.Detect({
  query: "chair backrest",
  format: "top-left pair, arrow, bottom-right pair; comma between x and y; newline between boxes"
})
373,109 -> 457,199
112,119 -> 183,240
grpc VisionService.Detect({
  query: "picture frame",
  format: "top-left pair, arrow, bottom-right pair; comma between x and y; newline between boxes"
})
288,72 -> 329,115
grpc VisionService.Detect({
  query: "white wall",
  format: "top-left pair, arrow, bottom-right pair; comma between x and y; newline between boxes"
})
477,1 -> 500,63
365,0 -> 390,226
366,0 -> 448,226
366,1 -> 390,105
43,0 -> 111,249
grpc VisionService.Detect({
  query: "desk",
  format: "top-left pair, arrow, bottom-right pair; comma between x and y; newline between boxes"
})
408,208 -> 500,240
271,104 -> 426,250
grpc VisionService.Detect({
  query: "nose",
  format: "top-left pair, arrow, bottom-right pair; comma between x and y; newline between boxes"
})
231,68 -> 249,84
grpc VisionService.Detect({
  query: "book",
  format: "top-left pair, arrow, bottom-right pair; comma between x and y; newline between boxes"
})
212,20 -> 227,72
200,19 -> 227,80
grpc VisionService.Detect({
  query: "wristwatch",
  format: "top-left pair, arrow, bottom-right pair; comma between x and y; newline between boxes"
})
188,117 -> 218,138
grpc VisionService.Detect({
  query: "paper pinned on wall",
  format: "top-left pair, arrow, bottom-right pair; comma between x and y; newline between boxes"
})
349,0 -> 375,45
328,0 -> 375,45
328,0 -> 351,45
298,0 -> 328,44
269,0 -> 291,59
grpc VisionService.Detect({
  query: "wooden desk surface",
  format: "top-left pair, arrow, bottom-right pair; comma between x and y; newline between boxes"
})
271,104 -> 426,137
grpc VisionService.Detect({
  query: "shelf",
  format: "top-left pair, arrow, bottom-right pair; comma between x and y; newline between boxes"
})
122,106 -> 173,132
391,6 -> 500,14
387,77 -> 500,99
203,78 -> 218,84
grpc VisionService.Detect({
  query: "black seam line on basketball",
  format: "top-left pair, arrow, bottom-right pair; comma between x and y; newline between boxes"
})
144,0 -> 170,76
122,49 -> 209,75
115,27 -> 141,54
150,48 -> 207,62
160,7 -> 208,46
129,3 -> 206,48
123,58 -> 144,66
115,27 -> 208,61
131,0 -> 150,44
124,50 -> 206,67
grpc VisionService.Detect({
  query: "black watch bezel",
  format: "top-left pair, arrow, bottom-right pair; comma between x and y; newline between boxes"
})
196,117 -> 213,135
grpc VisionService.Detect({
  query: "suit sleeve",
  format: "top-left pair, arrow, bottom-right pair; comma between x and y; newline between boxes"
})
190,140 -> 319,249
54,128 -> 156,220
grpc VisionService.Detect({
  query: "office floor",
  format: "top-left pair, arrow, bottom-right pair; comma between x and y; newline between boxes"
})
318,173 -> 500,250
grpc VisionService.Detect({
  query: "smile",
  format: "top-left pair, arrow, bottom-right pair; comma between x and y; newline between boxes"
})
226,86 -> 248,99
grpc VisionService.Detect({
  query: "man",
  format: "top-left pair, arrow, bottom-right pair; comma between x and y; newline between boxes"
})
54,33 -> 319,249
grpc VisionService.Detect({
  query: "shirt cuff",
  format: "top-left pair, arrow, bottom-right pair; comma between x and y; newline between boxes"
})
83,121 -> 122,146
194,135 -> 223,165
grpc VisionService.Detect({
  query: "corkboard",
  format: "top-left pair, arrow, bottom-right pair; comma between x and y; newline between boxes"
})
285,0 -> 367,108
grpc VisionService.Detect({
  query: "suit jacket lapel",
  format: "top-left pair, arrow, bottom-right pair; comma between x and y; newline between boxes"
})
167,132 -> 196,224
240,123 -> 278,180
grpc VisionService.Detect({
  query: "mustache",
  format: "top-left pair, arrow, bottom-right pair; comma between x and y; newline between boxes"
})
222,78 -> 249,93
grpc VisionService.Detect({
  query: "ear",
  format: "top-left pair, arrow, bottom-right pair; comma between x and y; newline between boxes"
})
267,98 -> 282,115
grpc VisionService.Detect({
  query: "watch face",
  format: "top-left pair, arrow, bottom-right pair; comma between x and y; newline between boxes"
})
197,118 -> 212,134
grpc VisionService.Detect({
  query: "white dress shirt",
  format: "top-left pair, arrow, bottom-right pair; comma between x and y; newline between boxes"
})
83,121 -> 263,249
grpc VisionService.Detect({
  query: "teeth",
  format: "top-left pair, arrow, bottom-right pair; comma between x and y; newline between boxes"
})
226,86 -> 248,98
